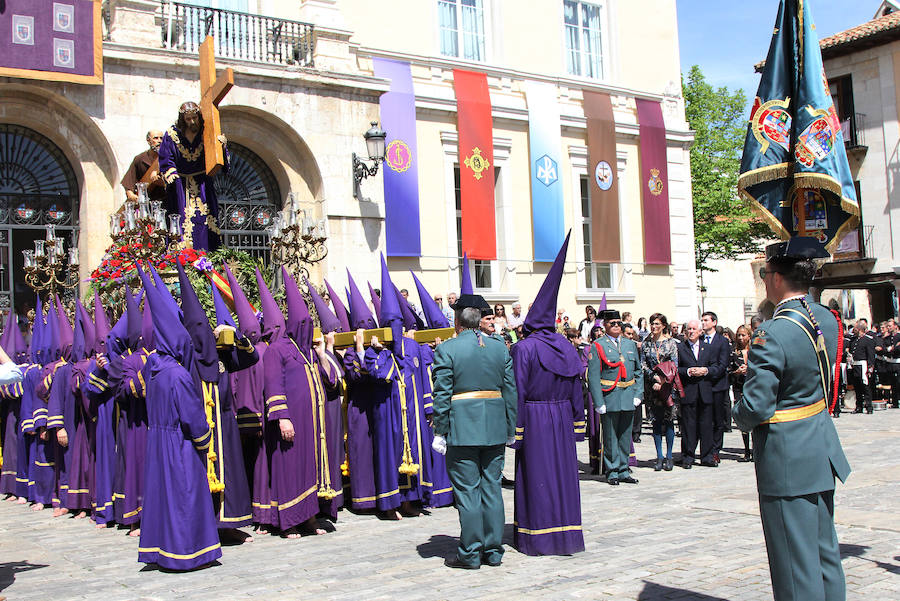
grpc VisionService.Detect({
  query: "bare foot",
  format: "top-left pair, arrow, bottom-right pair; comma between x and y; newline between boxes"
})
74,510 -> 88,519
52,507 -> 68,518
255,526 -> 270,536
128,526 -> 141,537
15,497 -> 26,505
95,522 -> 107,529
32,503 -> 44,512
282,528 -> 302,539
380,509 -> 402,521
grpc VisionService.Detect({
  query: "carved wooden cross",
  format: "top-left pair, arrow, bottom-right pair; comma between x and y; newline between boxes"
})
199,36 -> 234,176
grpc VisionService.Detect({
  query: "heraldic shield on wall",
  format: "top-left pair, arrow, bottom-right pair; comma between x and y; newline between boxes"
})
738,0 -> 860,252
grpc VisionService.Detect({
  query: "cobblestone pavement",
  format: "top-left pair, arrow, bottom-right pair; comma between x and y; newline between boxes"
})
2,406 -> 898,601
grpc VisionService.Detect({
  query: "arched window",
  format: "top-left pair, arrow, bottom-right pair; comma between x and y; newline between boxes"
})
214,141 -> 280,262
0,124 -> 79,314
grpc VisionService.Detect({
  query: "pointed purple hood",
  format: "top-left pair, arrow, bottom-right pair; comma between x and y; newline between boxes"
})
56,295 -> 73,360
45,295 -> 61,361
139,261 -> 193,366
71,299 -> 87,362
10,313 -> 28,364
460,252 -> 474,295
211,279 -> 237,328
282,267 -> 313,350
225,264 -> 261,344
347,270 -> 377,330
306,279 -> 342,334
411,272 -> 450,328
177,261 -> 219,382
0,311 -> 13,357
93,291 -> 111,355
30,295 -> 44,364
255,268 -> 284,342
524,231 -> 570,334
125,282 -> 142,351
80,301 -> 97,356
379,255 -> 404,355
141,295 -> 155,351
324,278 -> 351,333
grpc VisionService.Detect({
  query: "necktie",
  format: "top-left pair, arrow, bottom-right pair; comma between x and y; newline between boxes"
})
694,342 -> 699,360
705,335 -> 711,345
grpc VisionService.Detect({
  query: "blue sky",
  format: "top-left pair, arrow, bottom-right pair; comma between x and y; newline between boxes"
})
677,0 -> 879,105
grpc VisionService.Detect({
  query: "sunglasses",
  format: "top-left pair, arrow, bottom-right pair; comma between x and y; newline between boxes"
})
758,267 -> 781,279
607,320 -> 622,327
434,297 -> 442,301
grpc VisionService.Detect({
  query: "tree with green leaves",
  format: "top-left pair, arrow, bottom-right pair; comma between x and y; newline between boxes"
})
682,65 -> 773,284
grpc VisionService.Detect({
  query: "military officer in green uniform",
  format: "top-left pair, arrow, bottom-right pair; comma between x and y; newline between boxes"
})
586,309 -> 643,485
733,238 -> 851,601
431,294 -> 518,569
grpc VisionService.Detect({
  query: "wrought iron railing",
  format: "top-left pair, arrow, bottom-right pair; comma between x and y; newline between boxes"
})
841,112 -> 866,149
159,1 -> 314,67
861,224 -> 875,258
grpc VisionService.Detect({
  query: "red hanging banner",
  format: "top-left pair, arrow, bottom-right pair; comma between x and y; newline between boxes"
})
636,99 -> 672,265
453,69 -> 496,260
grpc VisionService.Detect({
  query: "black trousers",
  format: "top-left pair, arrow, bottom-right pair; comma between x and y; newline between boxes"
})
712,391 -> 729,456
848,367 -> 872,412
679,401 -> 714,463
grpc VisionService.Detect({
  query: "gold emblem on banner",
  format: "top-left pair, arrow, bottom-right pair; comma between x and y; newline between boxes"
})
648,168 -> 664,196
464,147 -> 490,180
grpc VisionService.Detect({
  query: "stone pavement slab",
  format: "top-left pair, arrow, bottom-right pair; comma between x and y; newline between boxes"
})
1,409 -> 898,600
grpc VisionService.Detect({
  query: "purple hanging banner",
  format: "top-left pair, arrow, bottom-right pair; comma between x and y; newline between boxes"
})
373,58 -> 422,257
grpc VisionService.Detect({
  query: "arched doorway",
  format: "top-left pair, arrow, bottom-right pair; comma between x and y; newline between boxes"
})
0,124 -> 79,315
214,141 -> 280,262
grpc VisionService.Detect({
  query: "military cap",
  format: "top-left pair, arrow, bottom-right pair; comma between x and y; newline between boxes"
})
451,293 -> 490,313
598,309 -> 621,321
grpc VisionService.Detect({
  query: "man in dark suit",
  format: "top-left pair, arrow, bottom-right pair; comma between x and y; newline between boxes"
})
701,311 -> 732,463
847,319 -> 875,414
677,319 -> 728,468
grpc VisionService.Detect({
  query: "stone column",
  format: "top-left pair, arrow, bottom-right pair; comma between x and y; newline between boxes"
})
109,0 -> 162,48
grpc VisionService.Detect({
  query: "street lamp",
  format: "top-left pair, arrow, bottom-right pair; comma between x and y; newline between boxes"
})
352,121 -> 387,202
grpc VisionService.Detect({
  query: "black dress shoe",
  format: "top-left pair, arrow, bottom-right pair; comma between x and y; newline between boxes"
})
654,458 -> 663,471
700,460 -> 718,468
664,458 -> 673,471
445,556 -> 479,570
607,478 -> 619,486
852,409 -> 863,413
619,476 -> 639,484
682,461 -> 692,469
482,557 -> 502,567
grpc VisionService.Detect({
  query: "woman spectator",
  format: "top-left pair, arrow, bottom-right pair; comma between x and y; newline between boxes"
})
731,325 -> 752,462
637,317 -> 650,341
578,306 -> 601,341
642,313 -> 679,471
493,304 -> 508,333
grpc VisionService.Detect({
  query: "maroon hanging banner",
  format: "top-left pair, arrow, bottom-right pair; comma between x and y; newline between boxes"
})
636,99 -> 672,265
453,69 -> 496,260
584,91 -> 621,263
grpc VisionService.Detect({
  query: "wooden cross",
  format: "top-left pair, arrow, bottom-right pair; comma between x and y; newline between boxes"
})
199,36 -> 234,176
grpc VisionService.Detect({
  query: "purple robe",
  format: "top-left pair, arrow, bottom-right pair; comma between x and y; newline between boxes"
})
138,353 -> 222,570
418,344 -> 453,508
45,360 -> 75,507
30,362 -> 59,505
262,337 -> 333,530
342,347 -> 377,511
16,365 -> 39,499
318,350 -> 346,519
0,377 -> 24,494
158,124 -> 227,251
64,359 -> 95,510
510,334 -> 586,556
232,340 -> 273,525
84,359 -> 116,523
114,350 -> 150,525
191,341 -> 257,529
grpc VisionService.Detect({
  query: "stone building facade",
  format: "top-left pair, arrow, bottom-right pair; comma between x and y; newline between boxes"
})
0,0 -> 697,322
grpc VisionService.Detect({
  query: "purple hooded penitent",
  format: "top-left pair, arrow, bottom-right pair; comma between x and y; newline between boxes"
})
379,255 -> 404,356
347,270 -> 377,330
394,284 -> 423,331
282,267 -> 313,350
9,312 -> 28,364
125,283 -> 142,352
306,278 -> 342,334
411,271 -> 450,329
141,294 -> 155,351
255,268 -> 285,342
31,295 -> 45,364
71,299 -> 88,362
93,291 -> 111,355
324,278 -> 350,333
176,261 -> 218,383
56,295 -> 73,360
460,252 -> 474,295
224,264 -> 261,344
138,264 -> 193,366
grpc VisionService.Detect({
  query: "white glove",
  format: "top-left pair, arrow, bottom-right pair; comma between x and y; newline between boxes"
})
432,435 -> 447,456
634,398 -> 642,407
597,405 -> 607,415
506,436 -> 516,446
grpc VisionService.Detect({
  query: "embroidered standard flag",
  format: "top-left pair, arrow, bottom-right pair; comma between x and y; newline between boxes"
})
453,69 -> 496,260
636,99 -> 672,265
525,82 -> 565,262
0,0 -> 103,84
584,91 -> 621,263
738,0 -> 860,251
373,58 -> 422,257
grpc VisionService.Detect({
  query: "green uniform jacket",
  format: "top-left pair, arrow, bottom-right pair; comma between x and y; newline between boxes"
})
733,297 -> 851,497
586,335 -> 644,412
432,329 -> 518,446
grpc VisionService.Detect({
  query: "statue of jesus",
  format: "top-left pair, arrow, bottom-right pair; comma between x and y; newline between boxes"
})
158,101 -> 229,250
